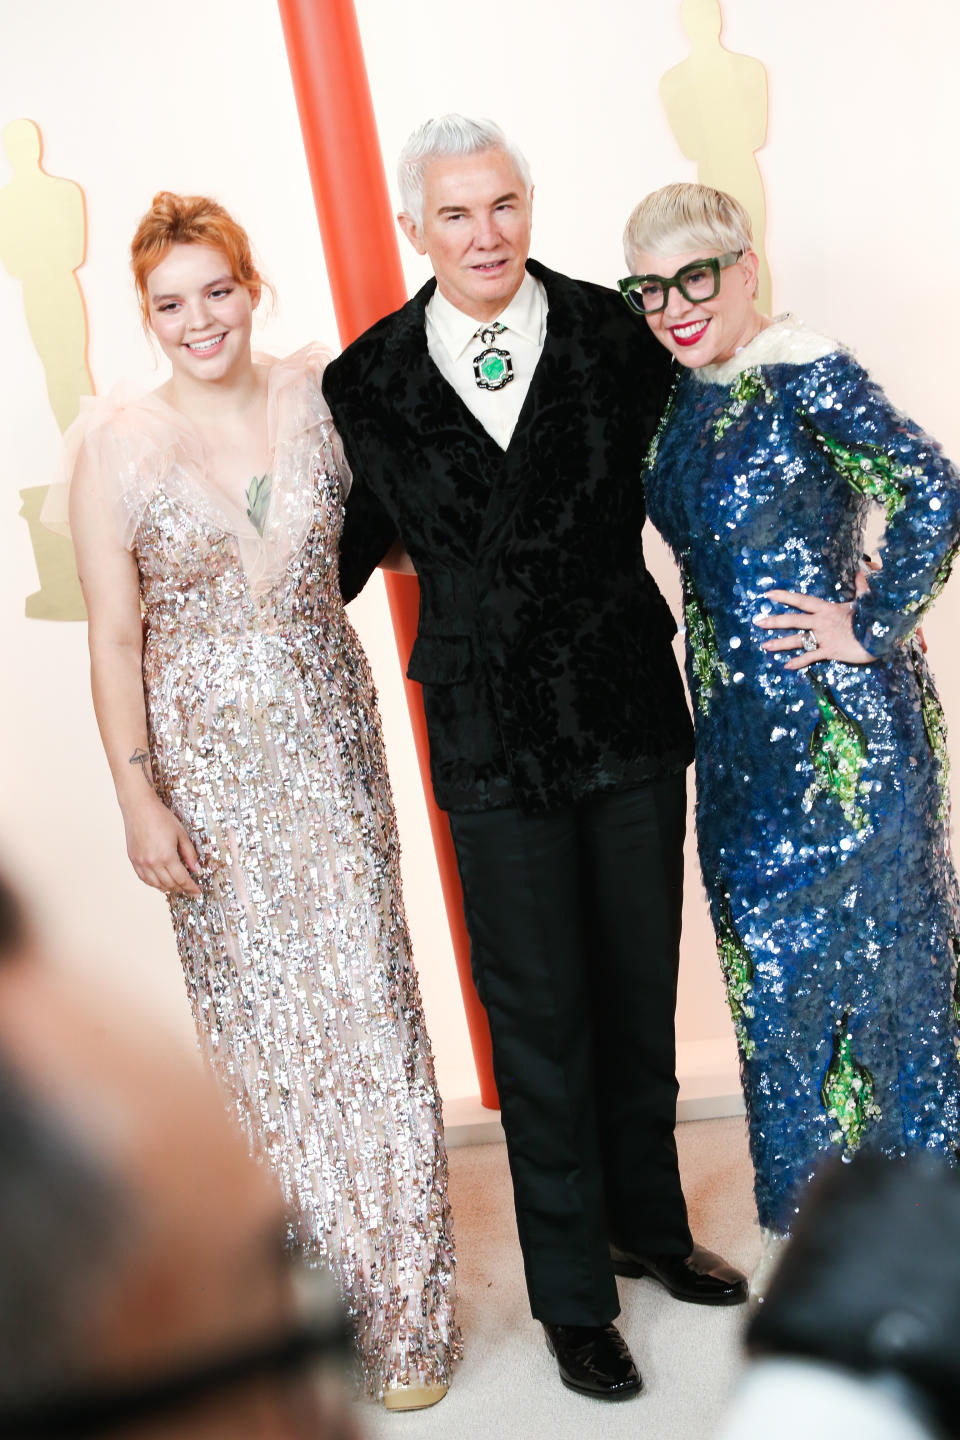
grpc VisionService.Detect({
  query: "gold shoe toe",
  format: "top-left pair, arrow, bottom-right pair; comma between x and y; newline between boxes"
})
383,1382 -> 448,1412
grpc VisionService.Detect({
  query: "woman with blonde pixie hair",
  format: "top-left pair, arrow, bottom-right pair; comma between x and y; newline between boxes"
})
619,180 -> 960,1280
624,183 -> 756,292
54,191 -> 459,1406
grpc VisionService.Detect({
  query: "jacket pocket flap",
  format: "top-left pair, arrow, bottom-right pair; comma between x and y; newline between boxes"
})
406,634 -> 473,685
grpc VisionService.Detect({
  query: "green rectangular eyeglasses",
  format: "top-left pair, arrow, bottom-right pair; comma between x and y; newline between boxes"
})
618,252 -> 743,315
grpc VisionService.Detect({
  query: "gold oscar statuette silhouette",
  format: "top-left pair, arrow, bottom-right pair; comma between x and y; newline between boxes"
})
660,0 -> 772,314
0,117 -> 92,620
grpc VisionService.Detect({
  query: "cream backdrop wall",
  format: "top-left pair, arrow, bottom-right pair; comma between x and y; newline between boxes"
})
1,0 -> 959,1110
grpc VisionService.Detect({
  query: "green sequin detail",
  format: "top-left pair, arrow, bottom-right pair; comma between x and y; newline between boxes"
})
716,894 -> 756,1059
928,546 -> 956,606
905,544 -> 956,616
820,1013 -> 881,1151
246,474 -> 272,537
803,673 -> 869,829
812,429 -> 913,522
951,937 -> 960,1032
682,563 -> 729,715
644,377 -> 678,472
910,639 -> 951,824
714,366 -> 770,440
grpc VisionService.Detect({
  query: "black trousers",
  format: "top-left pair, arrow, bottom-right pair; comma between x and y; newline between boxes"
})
448,776 -> 693,1325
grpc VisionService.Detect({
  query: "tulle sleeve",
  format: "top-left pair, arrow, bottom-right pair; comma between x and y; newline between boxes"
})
265,342 -> 352,498
305,345 -> 353,499
43,350 -> 354,590
42,387 -> 180,549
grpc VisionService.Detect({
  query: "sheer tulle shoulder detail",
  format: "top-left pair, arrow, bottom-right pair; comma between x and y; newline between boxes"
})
262,343 -> 334,444
266,342 -> 351,494
43,385 -> 194,547
243,344 -> 345,588
46,346 -> 347,591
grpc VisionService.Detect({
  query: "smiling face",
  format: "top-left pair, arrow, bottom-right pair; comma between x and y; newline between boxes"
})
146,243 -> 258,382
398,148 -> 533,323
630,244 -> 761,368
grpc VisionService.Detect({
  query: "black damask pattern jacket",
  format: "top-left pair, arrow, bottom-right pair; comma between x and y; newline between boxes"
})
322,259 -> 694,814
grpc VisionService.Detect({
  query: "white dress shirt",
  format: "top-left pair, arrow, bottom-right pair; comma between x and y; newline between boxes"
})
424,271 -> 548,451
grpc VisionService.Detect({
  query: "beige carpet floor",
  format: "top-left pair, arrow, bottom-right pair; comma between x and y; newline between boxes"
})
360,1115 -> 760,1440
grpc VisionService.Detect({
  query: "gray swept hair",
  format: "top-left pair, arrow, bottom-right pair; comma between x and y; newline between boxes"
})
623,182 -> 754,270
397,114 -> 533,228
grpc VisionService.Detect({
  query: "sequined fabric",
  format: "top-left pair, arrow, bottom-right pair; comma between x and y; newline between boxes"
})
86,353 -> 459,1396
645,318 -> 960,1234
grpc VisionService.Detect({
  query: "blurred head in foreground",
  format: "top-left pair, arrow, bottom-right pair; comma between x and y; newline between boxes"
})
727,1152 -> 960,1440
0,874 -> 361,1439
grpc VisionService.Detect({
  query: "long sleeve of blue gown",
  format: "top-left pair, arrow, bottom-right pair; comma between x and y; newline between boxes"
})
797,353 -> 960,657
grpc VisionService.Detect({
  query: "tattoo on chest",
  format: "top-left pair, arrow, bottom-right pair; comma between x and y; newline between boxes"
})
129,747 -> 151,782
246,474 -> 272,536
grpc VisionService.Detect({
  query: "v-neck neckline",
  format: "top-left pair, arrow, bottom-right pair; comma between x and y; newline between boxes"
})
142,360 -> 276,535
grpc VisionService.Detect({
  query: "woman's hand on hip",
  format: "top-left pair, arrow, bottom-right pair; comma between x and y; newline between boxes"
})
122,794 -> 203,896
753,589 -> 876,670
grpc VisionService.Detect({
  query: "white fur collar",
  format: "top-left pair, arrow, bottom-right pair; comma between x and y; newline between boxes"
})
691,314 -> 840,384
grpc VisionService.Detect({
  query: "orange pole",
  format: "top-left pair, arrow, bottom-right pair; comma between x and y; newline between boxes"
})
277,0 -> 498,1109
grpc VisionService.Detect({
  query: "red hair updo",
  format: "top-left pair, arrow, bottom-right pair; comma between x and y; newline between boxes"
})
130,191 -> 271,329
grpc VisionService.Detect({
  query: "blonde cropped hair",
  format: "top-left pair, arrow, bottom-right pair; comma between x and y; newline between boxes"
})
623,182 -> 754,270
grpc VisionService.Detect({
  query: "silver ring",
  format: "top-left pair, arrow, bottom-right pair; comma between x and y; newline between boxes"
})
801,629 -> 818,652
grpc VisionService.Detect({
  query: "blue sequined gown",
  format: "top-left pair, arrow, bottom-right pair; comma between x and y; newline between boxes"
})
645,318 -> 960,1233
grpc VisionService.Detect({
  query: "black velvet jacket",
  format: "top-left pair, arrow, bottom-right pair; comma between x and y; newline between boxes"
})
322,259 -> 694,813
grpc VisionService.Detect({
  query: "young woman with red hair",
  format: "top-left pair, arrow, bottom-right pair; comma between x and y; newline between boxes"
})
58,192 -> 459,1409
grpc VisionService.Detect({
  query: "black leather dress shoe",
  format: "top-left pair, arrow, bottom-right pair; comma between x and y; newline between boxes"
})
610,1242 -> 748,1305
542,1322 -> 642,1401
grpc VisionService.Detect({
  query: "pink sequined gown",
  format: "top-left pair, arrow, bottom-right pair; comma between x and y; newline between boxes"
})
61,348 -> 459,1396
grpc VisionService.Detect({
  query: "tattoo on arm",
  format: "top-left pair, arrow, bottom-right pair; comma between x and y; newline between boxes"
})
129,748 -> 151,783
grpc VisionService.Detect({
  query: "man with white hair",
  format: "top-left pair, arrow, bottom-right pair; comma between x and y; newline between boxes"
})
322,114 -> 746,1402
